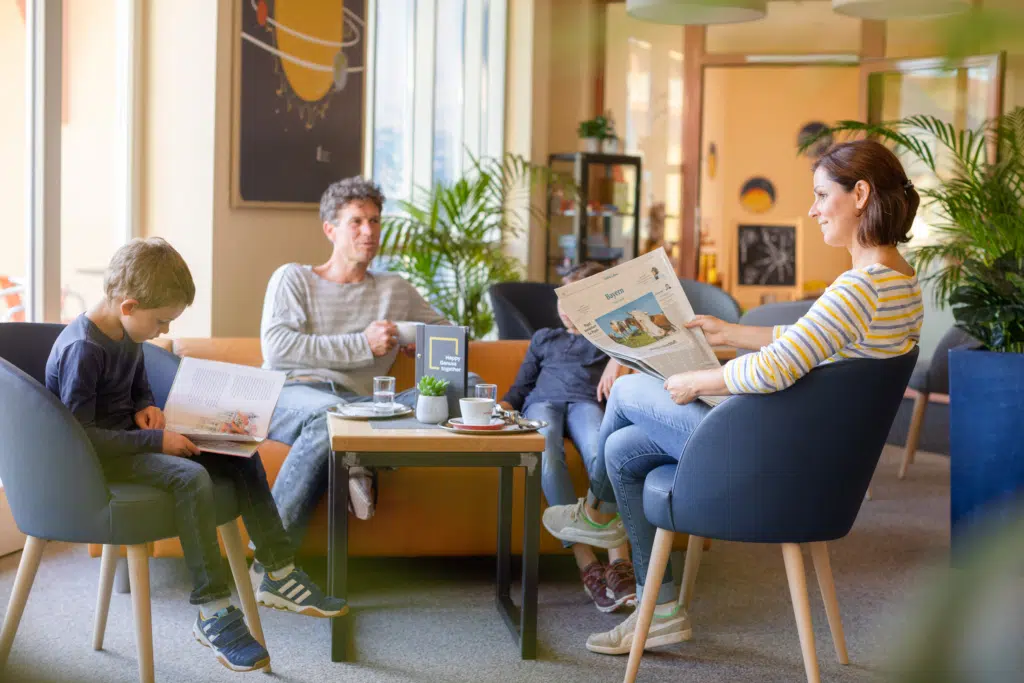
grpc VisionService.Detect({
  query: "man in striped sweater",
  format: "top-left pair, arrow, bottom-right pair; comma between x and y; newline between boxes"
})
259,178 -> 449,544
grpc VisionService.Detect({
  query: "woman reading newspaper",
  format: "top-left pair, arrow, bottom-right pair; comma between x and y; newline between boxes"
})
543,140 -> 924,655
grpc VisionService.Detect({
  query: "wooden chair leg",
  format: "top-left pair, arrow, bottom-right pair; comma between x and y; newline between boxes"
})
93,544 -> 119,650
126,544 -> 154,683
809,542 -> 849,665
679,534 -> 704,610
899,392 -> 929,479
0,536 -> 46,669
781,543 -> 821,683
219,519 -> 271,673
623,528 -> 675,683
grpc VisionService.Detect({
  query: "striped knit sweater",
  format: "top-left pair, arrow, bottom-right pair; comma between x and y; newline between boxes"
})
723,264 -> 922,395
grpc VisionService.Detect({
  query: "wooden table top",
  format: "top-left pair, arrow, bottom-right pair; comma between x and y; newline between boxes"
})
713,346 -> 737,362
329,414 -> 546,453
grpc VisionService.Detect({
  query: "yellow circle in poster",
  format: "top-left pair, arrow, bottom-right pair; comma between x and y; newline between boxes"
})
740,177 -> 776,214
274,0 -> 345,103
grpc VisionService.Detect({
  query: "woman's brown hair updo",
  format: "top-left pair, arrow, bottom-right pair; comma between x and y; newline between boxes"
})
812,139 -> 920,246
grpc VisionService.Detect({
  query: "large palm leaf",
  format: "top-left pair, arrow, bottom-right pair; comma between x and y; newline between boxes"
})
379,153 -> 575,339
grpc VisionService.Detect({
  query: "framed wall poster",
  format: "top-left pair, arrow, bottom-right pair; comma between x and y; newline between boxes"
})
231,0 -> 367,208
737,223 -> 797,287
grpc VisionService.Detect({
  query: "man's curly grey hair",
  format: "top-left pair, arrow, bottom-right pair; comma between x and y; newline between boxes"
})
319,177 -> 386,224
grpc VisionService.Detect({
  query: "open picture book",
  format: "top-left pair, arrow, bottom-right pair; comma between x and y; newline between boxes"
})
555,248 -> 728,408
163,357 -> 287,456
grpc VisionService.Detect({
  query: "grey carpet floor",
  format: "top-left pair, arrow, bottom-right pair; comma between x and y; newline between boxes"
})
0,446 -> 950,683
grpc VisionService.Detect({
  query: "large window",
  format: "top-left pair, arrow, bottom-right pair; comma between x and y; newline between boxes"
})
0,1 -> 28,325
371,0 -> 505,203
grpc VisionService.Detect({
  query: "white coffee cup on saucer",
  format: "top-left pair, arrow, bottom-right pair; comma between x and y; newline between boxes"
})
394,321 -> 419,347
459,397 -> 495,426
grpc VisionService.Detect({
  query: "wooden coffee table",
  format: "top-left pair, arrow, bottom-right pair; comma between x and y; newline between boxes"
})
326,415 -> 546,662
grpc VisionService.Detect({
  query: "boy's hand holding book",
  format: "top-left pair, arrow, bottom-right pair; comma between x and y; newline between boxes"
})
163,431 -> 201,458
134,405 -> 166,430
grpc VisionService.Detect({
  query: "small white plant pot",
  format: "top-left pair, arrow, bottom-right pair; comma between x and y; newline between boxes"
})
601,138 -> 620,154
416,395 -> 449,424
581,137 -> 600,153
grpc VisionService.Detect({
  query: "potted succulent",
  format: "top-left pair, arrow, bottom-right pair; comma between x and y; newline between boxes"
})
807,108 -> 1024,557
415,375 -> 450,424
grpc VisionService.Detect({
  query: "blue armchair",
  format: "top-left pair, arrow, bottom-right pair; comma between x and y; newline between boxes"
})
0,323 -> 269,681
623,349 -> 918,683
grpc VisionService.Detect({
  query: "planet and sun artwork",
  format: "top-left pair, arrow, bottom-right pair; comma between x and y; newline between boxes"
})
236,0 -> 366,206
242,0 -> 363,130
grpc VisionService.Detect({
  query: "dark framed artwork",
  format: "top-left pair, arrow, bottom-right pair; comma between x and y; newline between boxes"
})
737,223 -> 797,287
231,0 -> 367,208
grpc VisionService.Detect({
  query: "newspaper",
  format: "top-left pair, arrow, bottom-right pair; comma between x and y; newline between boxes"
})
555,248 -> 727,407
164,357 -> 287,456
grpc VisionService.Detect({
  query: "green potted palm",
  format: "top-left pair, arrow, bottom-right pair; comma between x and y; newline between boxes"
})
806,108 -> 1024,554
380,153 -> 575,339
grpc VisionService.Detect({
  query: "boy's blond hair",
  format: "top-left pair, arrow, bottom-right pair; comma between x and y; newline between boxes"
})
104,237 -> 195,308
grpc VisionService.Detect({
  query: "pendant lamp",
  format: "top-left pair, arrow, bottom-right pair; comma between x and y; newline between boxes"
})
626,0 -> 767,25
832,0 -> 972,20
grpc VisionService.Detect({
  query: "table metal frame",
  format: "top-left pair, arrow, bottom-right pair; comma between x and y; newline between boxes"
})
327,449 -> 542,662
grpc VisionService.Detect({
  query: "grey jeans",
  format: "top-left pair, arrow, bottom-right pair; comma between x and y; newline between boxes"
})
266,375 -> 479,550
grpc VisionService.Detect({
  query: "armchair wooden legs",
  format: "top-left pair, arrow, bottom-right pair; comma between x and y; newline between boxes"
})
809,542 -> 848,665
93,544 -> 119,650
619,536 -> 847,683
126,544 -> 154,683
680,534 -> 704,610
782,543 -> 821,683
623,527 -> 675,683
899,391 -> 929,479
0,535 -> 46,669
218,519 -> 270,673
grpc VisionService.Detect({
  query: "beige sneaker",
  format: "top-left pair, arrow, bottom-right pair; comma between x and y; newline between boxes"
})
585,603 -> 692,655
542,497 -> 627,549
349,467 -> 376,520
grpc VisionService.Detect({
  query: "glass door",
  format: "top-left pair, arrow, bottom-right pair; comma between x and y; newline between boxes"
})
861,54 -> 1004,360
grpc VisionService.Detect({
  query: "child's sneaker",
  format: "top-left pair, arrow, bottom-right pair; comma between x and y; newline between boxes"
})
604,559 -> 638,610
581,562 -> 618,613
256,566 -> 349,618
192,606 -> 270,672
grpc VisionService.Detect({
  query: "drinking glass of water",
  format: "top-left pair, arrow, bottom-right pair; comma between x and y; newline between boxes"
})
373,376 -> 396,415
475,384 -> 498,402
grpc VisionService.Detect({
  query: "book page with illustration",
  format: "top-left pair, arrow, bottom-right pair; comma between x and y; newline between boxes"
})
164,358 -> 287,456
556,248 -> 727,407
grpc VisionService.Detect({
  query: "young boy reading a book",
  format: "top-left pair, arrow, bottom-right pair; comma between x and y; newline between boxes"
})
499,262 -> 637,613
45,238 -> 345,673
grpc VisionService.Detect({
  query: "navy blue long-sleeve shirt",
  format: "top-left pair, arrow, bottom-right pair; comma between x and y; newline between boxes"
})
45,315 -> 163,457
501,328 -> 610,413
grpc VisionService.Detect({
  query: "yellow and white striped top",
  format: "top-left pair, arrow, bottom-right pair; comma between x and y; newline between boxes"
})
723,264 -> 922,395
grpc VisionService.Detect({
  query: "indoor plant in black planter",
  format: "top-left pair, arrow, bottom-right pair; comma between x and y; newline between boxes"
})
806,108 -> 1024,556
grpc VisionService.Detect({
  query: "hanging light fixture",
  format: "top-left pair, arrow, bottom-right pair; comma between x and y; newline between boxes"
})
626,0 -> 767,25
831,0 -> 972,20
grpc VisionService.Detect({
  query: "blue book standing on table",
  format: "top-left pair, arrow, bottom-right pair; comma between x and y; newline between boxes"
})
414,324 -> 469,415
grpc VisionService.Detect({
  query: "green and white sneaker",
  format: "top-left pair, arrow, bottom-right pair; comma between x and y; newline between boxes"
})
542,497 -> 628,549
585,603 -> 692,655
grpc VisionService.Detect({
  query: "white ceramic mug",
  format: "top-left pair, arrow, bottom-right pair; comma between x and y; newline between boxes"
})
394,321 -> 419,347
459,397 -> 495,426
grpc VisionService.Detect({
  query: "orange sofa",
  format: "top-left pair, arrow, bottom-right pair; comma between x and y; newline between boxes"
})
90,338 -> 690,560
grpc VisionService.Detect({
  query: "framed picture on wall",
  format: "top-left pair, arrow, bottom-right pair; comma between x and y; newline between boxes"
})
736,223 -> 797,287
230,0 -> 367,208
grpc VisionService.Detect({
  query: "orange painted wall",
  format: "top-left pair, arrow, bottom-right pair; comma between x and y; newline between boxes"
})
700,66 -> 859,311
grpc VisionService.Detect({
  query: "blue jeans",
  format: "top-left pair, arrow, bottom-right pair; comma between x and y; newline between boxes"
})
600,374 -> 711,604
99,452 -> 294,605
523,401 -> 606,547
267,376 -> 479,549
